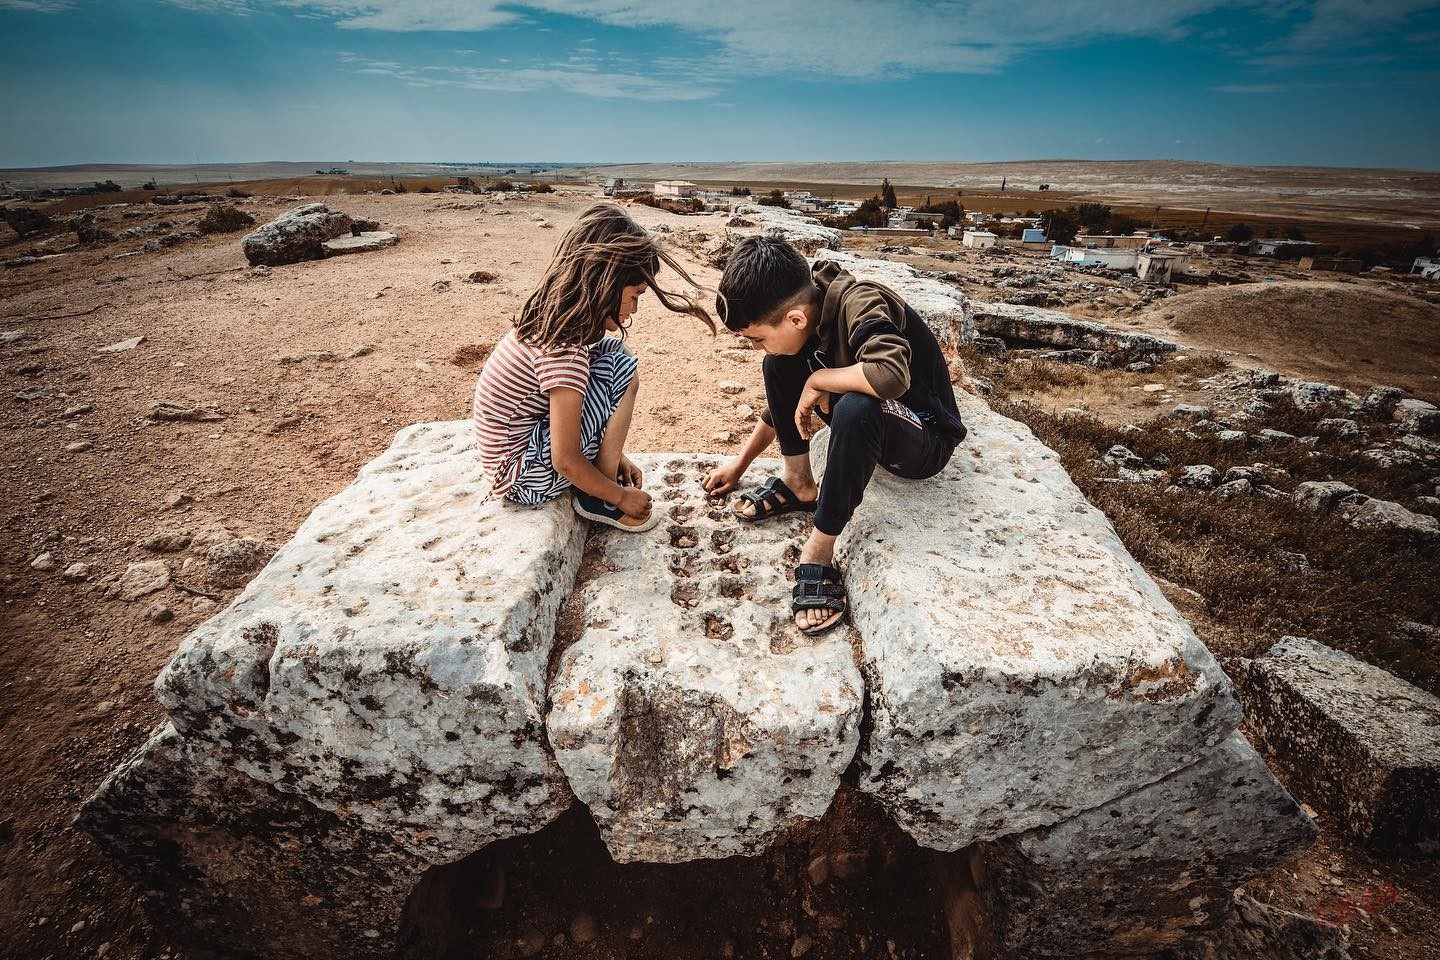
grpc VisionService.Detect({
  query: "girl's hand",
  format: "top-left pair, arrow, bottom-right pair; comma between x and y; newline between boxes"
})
617,486 -> 652,520
617,455 -> 644,489
795,377 -> 831,441
702,459 -> 746,495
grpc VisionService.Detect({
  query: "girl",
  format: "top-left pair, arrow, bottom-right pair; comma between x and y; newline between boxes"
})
472,203 -> 713,531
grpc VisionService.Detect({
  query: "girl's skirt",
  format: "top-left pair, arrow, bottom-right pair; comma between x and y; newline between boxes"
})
503,337 -> 639,506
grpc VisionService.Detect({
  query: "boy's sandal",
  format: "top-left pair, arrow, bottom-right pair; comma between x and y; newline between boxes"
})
791,563 -> 847,636
735,477 -> 818,523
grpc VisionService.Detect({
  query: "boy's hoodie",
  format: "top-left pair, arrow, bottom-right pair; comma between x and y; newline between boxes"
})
763,259 -> 966,442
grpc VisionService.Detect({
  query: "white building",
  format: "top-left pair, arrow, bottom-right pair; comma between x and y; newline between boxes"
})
653,180 -> 699,198
1053,245 -> 1139,271
1412,256 -> 1440,280
1136,249 -> 1192,284
962,230 -> 999,249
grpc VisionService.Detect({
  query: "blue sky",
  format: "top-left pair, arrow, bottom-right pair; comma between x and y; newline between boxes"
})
2,0 -> 1437,168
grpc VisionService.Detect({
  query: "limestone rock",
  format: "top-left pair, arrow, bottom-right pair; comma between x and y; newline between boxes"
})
1175,464 -> 1221,489
1244,636 -> 1440,854
322,231 -> 399,256
1340,497 -> 1440,540
204,536 -> 275,589
548,455 -> 862,863
77,724 -> 421,960
112,560 -> 170,601
813,395 -> 1241,851
981,733 -> 1315,957
154,420 -> 585,862
241,203 -> 355,266
813,249 -> 976,348
1395,398 -> 1440,436
729,204 -> 842,256
1362,385 -> 1403,417
1292,480 -> 1362,513
1290,381 -> 1350,408
969,301 -> 1178,361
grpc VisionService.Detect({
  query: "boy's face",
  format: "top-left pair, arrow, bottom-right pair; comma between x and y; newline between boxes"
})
735,306 -> 811,356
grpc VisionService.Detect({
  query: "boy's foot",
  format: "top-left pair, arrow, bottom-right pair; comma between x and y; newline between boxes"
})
573,491 -> 658,532
791,562 -> 846,636
735,477 -> 818,522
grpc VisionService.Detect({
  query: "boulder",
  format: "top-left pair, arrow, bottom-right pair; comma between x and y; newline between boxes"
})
1395,398 -> 1440,436
241,203 -> 355,266
111,560 -> 170,601
1362,385 -> 1403,417
153,420 -> 585,862
812,395 -> 1242,851
205,536 -> 275,589
813,249 -> 975,348
1243,637 -> 1440,854
548,455 -> 862,863
1175,464 -> 1221,489
979,733 -> 1315,957
1290,381 -> 1350,408
0,206 -> 56,237
1292,480 -> 1362,512
1340,496 -> 1440,540
78,724 -> 421,960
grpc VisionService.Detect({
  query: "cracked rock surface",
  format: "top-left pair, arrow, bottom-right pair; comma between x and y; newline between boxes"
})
548,454 -> 864,863
813,394 -> 1243,851
152,420 -> 585,862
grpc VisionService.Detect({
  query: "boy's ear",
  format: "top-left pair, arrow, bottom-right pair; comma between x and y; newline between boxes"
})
785,306 -> 810,330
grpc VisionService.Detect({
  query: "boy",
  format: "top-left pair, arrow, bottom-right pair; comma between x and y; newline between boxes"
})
703,236 -> 967,635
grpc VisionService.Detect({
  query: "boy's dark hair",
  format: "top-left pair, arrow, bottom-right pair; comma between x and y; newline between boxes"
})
716,235 -> 815,331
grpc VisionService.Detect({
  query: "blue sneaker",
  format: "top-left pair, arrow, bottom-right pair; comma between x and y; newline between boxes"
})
572,490 -> 658,532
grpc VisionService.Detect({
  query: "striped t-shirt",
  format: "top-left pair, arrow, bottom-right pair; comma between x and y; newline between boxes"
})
472,328 -> 591,495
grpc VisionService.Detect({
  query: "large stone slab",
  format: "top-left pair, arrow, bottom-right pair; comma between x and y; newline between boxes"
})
979,732 -> 1316,957
154,420 -> 585,862
241,202 -> 354,266
1244,636 -> 1440,854
547,455 -> 864,863
322,230 -> 398,255
812,394 -> 1242,851
814,248 -> 976,348
970,300 -> 1178,359
729,203 -> 844,255
78,723 -> 422,960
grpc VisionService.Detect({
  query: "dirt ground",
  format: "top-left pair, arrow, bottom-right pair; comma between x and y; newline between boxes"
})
1,187 -> 1436,960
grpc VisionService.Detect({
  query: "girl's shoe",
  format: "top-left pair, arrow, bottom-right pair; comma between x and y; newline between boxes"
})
573,490 -> 659,532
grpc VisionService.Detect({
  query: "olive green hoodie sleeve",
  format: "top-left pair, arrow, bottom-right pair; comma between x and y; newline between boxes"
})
842,285 -> 912,400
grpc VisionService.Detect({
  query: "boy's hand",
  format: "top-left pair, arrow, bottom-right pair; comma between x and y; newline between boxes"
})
795,377 -> 831,441
702,459 -> 746,495
617,454 -> 644,488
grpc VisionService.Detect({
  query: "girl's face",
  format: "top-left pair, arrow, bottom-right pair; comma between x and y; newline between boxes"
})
607,282 -> 647,331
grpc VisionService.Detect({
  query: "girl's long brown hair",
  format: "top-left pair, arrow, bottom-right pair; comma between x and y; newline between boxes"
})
515,202 -> 715,349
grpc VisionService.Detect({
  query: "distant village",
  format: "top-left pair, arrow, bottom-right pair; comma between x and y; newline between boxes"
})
3,170 -> 1437,281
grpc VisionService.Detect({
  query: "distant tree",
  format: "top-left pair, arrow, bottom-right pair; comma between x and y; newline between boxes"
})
917,198 -> 965,229
1108,213 -> 1143,235
141,180 -> 157,191
729,185 -> 751,196
94,180 -> 122,193
880,178 -> 897,210
757,188 -> 791,209
1041,208 -> 1079,245
843,196 -> 888,229
1284,224 -> 1308,241
1075,202 -> 1112,231
393,181 -> 408,193
529,181 -> 555,193
1226,222 -> 1255,243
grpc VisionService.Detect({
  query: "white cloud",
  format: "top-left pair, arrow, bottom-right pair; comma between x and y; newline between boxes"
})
0,0 -> 73,10
337,51 -> 716,99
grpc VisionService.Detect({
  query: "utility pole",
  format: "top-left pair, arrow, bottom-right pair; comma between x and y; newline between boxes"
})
1200,206 -> 1211,230
1001,176 -> 1007,192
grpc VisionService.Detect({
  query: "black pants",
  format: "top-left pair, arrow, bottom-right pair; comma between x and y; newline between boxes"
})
763,351 -> 956,536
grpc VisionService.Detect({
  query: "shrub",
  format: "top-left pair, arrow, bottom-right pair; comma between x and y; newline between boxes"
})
529,182 -> 555,193
226,187 -> 251,199
94,180 -> 122,193
198,204 -> 257,234
491,179 -> 514,192
757,189 -> 790,209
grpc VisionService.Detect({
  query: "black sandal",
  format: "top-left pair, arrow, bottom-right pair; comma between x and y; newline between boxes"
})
791,563 -> 847,636
735,477 -> 818,523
